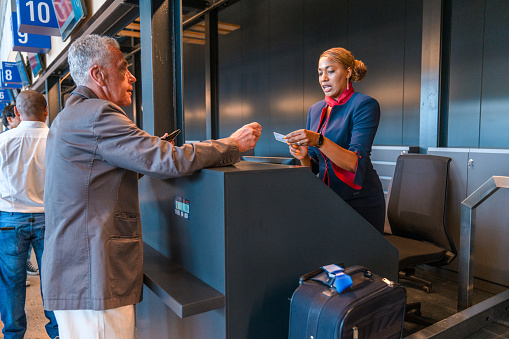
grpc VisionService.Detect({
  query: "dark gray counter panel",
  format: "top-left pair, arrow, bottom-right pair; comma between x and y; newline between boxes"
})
137,161 -> 398,338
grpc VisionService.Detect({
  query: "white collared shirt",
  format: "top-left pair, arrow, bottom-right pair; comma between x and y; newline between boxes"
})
0,120 -> 49,213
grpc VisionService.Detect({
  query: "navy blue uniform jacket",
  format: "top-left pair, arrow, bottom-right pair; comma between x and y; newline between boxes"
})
307,93 -> 385,232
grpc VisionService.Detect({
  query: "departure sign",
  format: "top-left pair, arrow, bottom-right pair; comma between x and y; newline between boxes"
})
16,0 -> 61,36
2,62 -> 23,85
0,80 -> 22,90
11,12 -> 52,54
0,89 -> 13,103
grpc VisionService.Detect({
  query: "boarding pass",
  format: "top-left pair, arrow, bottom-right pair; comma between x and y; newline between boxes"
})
273,132 -> 288,143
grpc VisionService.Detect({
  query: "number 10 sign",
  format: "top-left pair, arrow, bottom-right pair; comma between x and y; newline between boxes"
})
16,0 -> 60,36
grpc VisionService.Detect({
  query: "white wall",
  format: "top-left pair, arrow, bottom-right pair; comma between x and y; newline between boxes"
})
0,0 -> 16,63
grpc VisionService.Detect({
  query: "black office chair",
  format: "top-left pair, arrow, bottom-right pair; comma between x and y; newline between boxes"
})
384,154 -> 456,295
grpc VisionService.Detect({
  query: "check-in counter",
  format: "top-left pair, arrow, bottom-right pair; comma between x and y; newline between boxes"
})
136,161 -> 398,338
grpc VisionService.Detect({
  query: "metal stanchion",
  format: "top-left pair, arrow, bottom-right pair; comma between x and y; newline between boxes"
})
458,176 -> 509,311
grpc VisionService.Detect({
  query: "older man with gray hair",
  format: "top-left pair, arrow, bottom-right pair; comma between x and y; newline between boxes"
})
42,34 -> 261,338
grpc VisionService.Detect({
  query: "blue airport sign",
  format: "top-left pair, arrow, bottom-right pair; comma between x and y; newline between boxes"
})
0,81 -> 23,89
0,89 -> 13,103
2,62 -> 23,85
16,0 -> 60,36
11,12 -> 52,54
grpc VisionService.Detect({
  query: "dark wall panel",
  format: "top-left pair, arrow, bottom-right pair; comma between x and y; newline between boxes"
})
349,0 -> 406,146
479,0 -> 509,147
218,1 -> 243,139
403,1 -> 422,146
269,0 -> 304,155
183,44 -> 206,141
239,0 -> 271,154
448,0 -> 509,149
447,0 -> 484,147
303,0 -> 348,130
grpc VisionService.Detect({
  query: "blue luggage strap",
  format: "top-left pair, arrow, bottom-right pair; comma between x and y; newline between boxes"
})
321,264 -> 353,293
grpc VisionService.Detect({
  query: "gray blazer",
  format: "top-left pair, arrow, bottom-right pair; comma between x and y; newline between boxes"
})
42,86 -> 240,310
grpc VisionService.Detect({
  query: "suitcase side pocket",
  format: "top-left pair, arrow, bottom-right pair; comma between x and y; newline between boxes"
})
340,287 -> 407,339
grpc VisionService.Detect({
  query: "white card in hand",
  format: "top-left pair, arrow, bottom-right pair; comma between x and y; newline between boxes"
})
273,132 -> 288,143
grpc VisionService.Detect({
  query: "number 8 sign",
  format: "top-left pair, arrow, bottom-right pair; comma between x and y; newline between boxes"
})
2,62 -> 22,85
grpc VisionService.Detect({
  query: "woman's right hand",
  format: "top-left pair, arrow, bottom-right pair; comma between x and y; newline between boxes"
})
289,144 -> 308,160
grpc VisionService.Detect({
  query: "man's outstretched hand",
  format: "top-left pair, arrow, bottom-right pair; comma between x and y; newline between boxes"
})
230,122 -> 262,152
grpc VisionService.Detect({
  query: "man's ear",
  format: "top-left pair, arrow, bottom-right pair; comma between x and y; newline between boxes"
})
14,106 -> 21,117
90,65 -> 106,86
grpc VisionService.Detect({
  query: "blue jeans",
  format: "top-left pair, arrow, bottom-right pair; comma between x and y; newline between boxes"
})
0,212 -> 59,339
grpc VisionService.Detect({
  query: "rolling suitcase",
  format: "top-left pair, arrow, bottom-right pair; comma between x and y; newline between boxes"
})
289,265 -> 406,339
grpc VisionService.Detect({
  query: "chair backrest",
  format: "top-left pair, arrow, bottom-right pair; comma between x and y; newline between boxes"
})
388,154 -> 457,255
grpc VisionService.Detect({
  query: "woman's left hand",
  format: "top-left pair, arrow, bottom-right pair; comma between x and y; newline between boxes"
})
285,129 -> 320,147
289,144 -> 308,160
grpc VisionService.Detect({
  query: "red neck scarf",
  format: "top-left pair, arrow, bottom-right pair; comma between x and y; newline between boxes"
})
319,83 -> 361,190
324,83 -> 355,107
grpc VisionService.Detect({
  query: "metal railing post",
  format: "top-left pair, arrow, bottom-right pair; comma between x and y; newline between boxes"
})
458,176 -> 509,311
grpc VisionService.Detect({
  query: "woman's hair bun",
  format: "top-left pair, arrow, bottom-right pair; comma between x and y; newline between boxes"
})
352,59 -> 367,82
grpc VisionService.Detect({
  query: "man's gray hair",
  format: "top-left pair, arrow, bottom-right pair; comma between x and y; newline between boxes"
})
68,34 -> 120,86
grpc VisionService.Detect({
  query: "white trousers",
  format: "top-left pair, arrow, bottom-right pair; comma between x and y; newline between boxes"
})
53,305 -> 136,339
